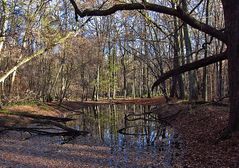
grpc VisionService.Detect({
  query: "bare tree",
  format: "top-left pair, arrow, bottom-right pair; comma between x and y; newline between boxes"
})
69,0 -> 239,131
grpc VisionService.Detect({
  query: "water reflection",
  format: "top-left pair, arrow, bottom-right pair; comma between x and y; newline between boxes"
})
66,104 -> 182,167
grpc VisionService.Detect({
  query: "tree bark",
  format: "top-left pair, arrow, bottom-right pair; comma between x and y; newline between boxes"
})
152,52 -> 227,90
0,0 -> 8,53
222,0 -> 239,131
69,0 -> 225,42
202,0 -> 210,101
181,0 -> 198,100
171,2 -> 184,99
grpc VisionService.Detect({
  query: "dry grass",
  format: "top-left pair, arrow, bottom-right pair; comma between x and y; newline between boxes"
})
5,104 -> 61,117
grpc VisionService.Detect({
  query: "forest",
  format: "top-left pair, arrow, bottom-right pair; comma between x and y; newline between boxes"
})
0,0 -> 238,167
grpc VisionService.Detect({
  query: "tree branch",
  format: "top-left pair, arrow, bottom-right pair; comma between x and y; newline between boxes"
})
152,52 -> 227,90
69,0 -> 226,42
0,32 -> 74,84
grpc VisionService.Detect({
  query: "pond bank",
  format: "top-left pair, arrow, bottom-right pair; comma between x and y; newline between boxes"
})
0,99 -> 238,167
170,101 -> 239,167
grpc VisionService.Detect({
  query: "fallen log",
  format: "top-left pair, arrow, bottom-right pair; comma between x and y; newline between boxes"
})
17,113 -> 73,122
32,120 -> 82,133
0,125 -> 88,136
0,111 -> 74,122
0,116 -> 88,137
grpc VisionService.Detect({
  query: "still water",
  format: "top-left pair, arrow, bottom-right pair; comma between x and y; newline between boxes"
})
65,104 -> 182,167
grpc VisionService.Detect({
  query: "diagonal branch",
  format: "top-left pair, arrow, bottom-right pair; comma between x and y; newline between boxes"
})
0,15 -> 94,84
0,32 -> 74,84
152,52 -> 227,91
69,0 -> 226,42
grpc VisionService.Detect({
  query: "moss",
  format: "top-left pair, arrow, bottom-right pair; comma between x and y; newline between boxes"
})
0,109 -> 31,116
0,109 -> 11,114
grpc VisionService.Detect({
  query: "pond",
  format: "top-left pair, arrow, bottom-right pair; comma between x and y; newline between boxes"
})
65,104 -> 183,167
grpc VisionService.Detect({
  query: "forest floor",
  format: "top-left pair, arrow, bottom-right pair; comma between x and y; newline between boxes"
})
170,100 -> 239,167
0,98 -> 238,168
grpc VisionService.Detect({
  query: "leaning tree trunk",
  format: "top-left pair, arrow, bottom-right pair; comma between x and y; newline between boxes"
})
222,0 -> 239,131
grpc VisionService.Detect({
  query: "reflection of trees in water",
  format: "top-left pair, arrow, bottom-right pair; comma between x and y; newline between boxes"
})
67,104 -> 180,167
65,105 -> 181,167
119,105 -> 169,144
69,104 -> 175,147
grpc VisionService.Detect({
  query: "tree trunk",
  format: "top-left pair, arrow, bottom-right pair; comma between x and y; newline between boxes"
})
0,0 -> 8,53
95,65 -> 100,101
142,20 -> 151,98
139,62 -> 143,98
202,0 -> 210,101
122,58 -> 127,98
132,65 -> 136,99
171,4 -> 185,99
181,0 -> 198,101
112,48 -> 116,99
218,61 -> 223,98
9,70 -> 17,98
222,0 -> 239,131
146,67 -> 151,98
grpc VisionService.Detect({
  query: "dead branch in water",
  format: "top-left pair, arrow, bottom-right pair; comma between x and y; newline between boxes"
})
0,125 -> 88,137
0,112 -> 88,138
